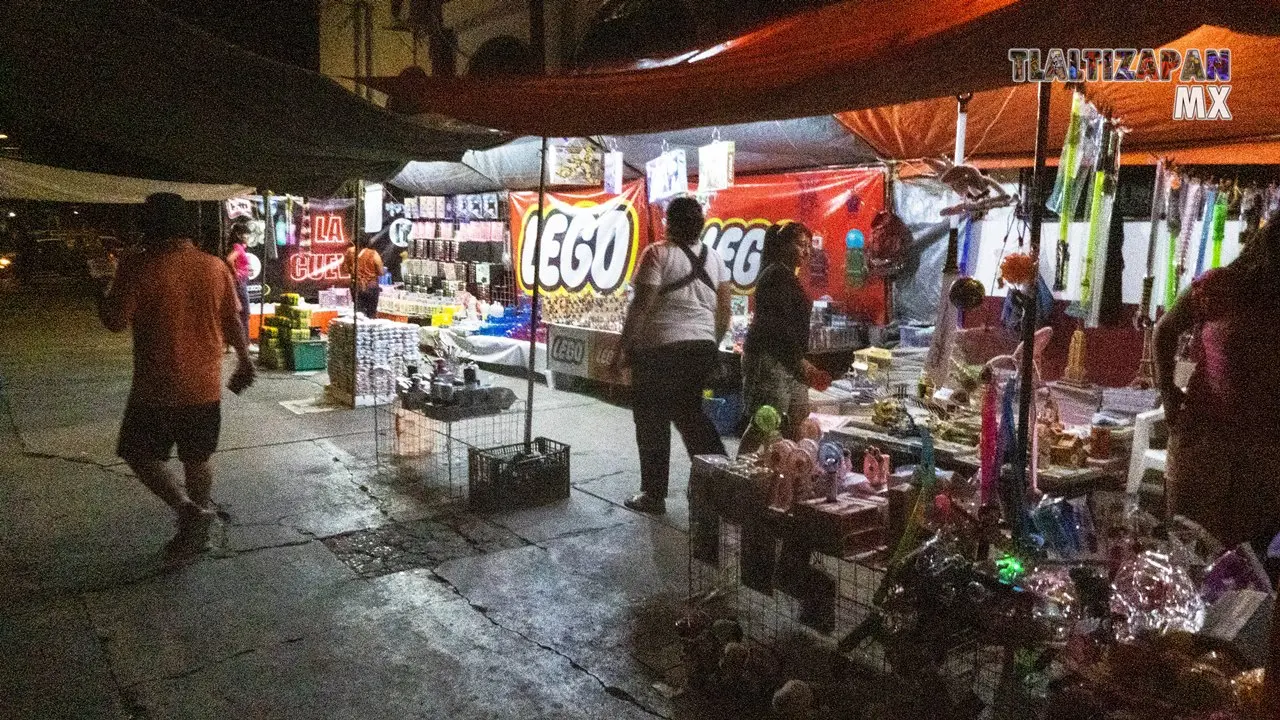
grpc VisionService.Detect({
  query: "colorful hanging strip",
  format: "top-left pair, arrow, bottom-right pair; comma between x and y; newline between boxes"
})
1194,186 -> 1218,277
1209,191 -> 1229,269
1164,175 -> 1183,308
1070,125 -> 1112,320
1050,91 -> 1087,290
1171,179 -> 1202,304
1086,127 -> 1123,328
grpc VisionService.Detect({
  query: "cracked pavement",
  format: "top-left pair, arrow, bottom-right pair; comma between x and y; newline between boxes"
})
0,285 -> 742,720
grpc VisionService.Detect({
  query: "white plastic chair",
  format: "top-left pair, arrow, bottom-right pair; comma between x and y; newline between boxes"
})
1126,407 -> 1167,496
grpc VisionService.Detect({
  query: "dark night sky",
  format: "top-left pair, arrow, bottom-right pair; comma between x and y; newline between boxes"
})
149,0 -> 321,71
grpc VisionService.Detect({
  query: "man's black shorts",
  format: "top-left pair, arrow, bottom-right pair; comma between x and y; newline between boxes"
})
116,403 -> 221,464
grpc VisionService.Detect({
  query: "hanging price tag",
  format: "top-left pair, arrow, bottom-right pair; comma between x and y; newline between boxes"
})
603,151 -> 624,195
646,149 -> 688,202
698,140 -> 735,192
547,139 -> 602,186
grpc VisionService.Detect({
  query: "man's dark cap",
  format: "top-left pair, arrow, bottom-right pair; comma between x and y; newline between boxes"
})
141,192 -> 192,242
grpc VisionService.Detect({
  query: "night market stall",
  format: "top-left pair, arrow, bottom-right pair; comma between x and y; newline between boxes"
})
364,0 -> 1280,716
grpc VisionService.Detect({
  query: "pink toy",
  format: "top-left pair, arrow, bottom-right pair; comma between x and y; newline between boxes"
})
862,446 -> 891,489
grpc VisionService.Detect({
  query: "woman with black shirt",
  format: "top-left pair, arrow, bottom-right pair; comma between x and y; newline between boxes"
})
740,222 -> 829,453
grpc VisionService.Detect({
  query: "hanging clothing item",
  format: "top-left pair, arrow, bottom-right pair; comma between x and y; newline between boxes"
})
1194,186 -> 1218,277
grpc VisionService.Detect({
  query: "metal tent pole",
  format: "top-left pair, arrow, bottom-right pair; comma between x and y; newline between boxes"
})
352,181 -> 363,408
523,137 -> 550,448
1012,81 -> 1053,547
923,94 -> 971,384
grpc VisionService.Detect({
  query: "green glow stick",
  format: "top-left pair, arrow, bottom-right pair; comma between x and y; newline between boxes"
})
1210,193 -> 1228,269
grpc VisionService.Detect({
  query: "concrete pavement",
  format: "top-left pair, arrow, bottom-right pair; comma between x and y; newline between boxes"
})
0,285 -> 745,720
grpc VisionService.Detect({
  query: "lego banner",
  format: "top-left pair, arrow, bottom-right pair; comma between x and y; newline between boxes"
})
697,168 -> 886,321
510,169 -> 886,321
509,180 -> 651,297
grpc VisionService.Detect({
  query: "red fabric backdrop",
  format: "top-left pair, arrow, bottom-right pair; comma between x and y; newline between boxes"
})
510,168 -> 888,320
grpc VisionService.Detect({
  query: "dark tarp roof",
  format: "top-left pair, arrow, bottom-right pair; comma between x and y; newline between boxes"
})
391,115 -> 879,194
363,0 -> 1258,137
0,0 -> 504,196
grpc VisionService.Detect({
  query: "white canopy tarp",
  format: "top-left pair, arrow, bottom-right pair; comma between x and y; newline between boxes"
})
0,158 -> 253,203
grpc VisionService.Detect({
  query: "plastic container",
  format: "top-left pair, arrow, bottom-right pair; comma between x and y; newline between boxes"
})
468,437 -> 570,512
703,392 -> 745,437
287,340 -> 327,372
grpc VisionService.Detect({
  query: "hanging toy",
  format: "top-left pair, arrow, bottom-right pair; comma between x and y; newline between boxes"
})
844,228 -> 867,288
1164,171 -> 1183,307
948,275 -> 986,311
1000,253 -> 1037,287
1171,178 -> 1203,303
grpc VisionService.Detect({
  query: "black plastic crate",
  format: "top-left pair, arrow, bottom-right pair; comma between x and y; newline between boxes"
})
467,437 -> 570,512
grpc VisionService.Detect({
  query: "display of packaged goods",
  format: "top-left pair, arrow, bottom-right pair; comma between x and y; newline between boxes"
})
326,317 -> 422,400
317,288 -> 352,308
278,293 -> 300,306
375,289 -> 464,320
541,293 -> 628,332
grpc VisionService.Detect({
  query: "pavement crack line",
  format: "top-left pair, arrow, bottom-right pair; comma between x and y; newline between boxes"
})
431,570 -> 670,720
119,636 -> 300,691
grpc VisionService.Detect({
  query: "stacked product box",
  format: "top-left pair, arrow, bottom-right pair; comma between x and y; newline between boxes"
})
326,317 -> 422,403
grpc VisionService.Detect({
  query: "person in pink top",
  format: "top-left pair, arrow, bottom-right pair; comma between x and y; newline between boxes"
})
226,221 -> 252,341
1156,217 -> 1280,551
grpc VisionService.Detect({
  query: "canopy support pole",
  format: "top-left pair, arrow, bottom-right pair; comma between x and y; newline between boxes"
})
923,94 -> 971,383
523,137 -> 550,448
1012,81 -> 1053,547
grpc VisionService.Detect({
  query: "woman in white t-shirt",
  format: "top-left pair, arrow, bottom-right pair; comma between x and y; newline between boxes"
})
617,196 -> 731,514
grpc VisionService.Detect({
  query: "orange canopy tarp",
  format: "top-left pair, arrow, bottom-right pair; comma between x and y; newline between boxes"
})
365,0 -> 1222,137
838,26 -> 1280,165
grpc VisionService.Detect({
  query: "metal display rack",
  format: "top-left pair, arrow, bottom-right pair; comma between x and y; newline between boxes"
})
373,397 -> 524,501
687,456 -> 1001,705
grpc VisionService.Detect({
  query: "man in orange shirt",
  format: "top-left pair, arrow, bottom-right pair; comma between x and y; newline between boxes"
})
98,193 -> 255,558
342,243 -> 383,317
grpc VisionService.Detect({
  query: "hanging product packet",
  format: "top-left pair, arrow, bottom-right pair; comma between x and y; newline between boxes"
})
844,228 -> 867,288
1070,124 -> 1115,321
1209,190 -> 1229,269
1171,179 -> 1203,303
1048,93 -> 1102,290
1084,128 -> 1123,327
1194,186 -> 1218,277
